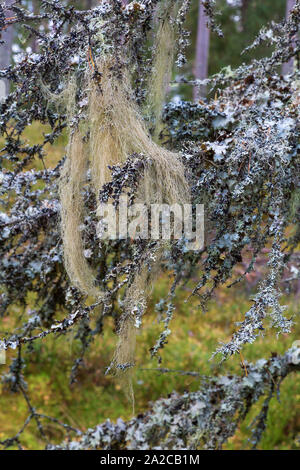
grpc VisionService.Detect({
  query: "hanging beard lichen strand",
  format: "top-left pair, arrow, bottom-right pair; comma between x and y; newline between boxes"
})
59,129 -> 102,298
88,1 -> 186,206
59,3 -> 190,382
88,57 -> 189,208
86,56 -> 189,379
59,78 -> 103,298
109,4 -> 189,378
111,243 -> 164,373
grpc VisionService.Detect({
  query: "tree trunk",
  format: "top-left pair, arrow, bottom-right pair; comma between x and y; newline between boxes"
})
0,0 -> 14,98
31,0 -> 39,53
193,0 -> 210,101
241,0 -> 251,32
282,0 -> 296,75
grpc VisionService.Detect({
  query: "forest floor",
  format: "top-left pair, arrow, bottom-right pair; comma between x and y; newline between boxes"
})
0,123 -> 299,450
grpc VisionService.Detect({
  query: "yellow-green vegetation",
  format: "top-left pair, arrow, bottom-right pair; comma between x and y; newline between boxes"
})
0,121 -> 67,171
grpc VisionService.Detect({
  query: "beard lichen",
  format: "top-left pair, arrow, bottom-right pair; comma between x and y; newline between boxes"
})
59,6 -> 190,383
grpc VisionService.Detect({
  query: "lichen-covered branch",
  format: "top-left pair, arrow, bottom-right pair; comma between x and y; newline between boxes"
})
45,347 -> 300,450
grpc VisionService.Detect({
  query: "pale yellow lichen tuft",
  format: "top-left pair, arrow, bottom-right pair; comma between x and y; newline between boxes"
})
59,3 -> 189,390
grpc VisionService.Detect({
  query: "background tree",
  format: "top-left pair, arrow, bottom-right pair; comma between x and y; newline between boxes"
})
241,0 -> 251,32
178,0 -> 286,101
283,0 -> 297,75
0,0 -> 14,97
193,0 -> 210,100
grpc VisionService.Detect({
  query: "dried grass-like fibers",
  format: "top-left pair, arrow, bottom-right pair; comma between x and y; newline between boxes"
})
111,261 -> 161,409
60,5 -> 190,388
88,59 -> 189,381
88,57 -> 189,207
59,130 -> 101,297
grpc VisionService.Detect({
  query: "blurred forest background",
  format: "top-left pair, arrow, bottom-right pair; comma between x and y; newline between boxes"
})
0,0 -> 299,450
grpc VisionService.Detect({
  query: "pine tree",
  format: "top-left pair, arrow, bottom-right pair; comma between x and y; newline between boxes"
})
0,0 -> 14,97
